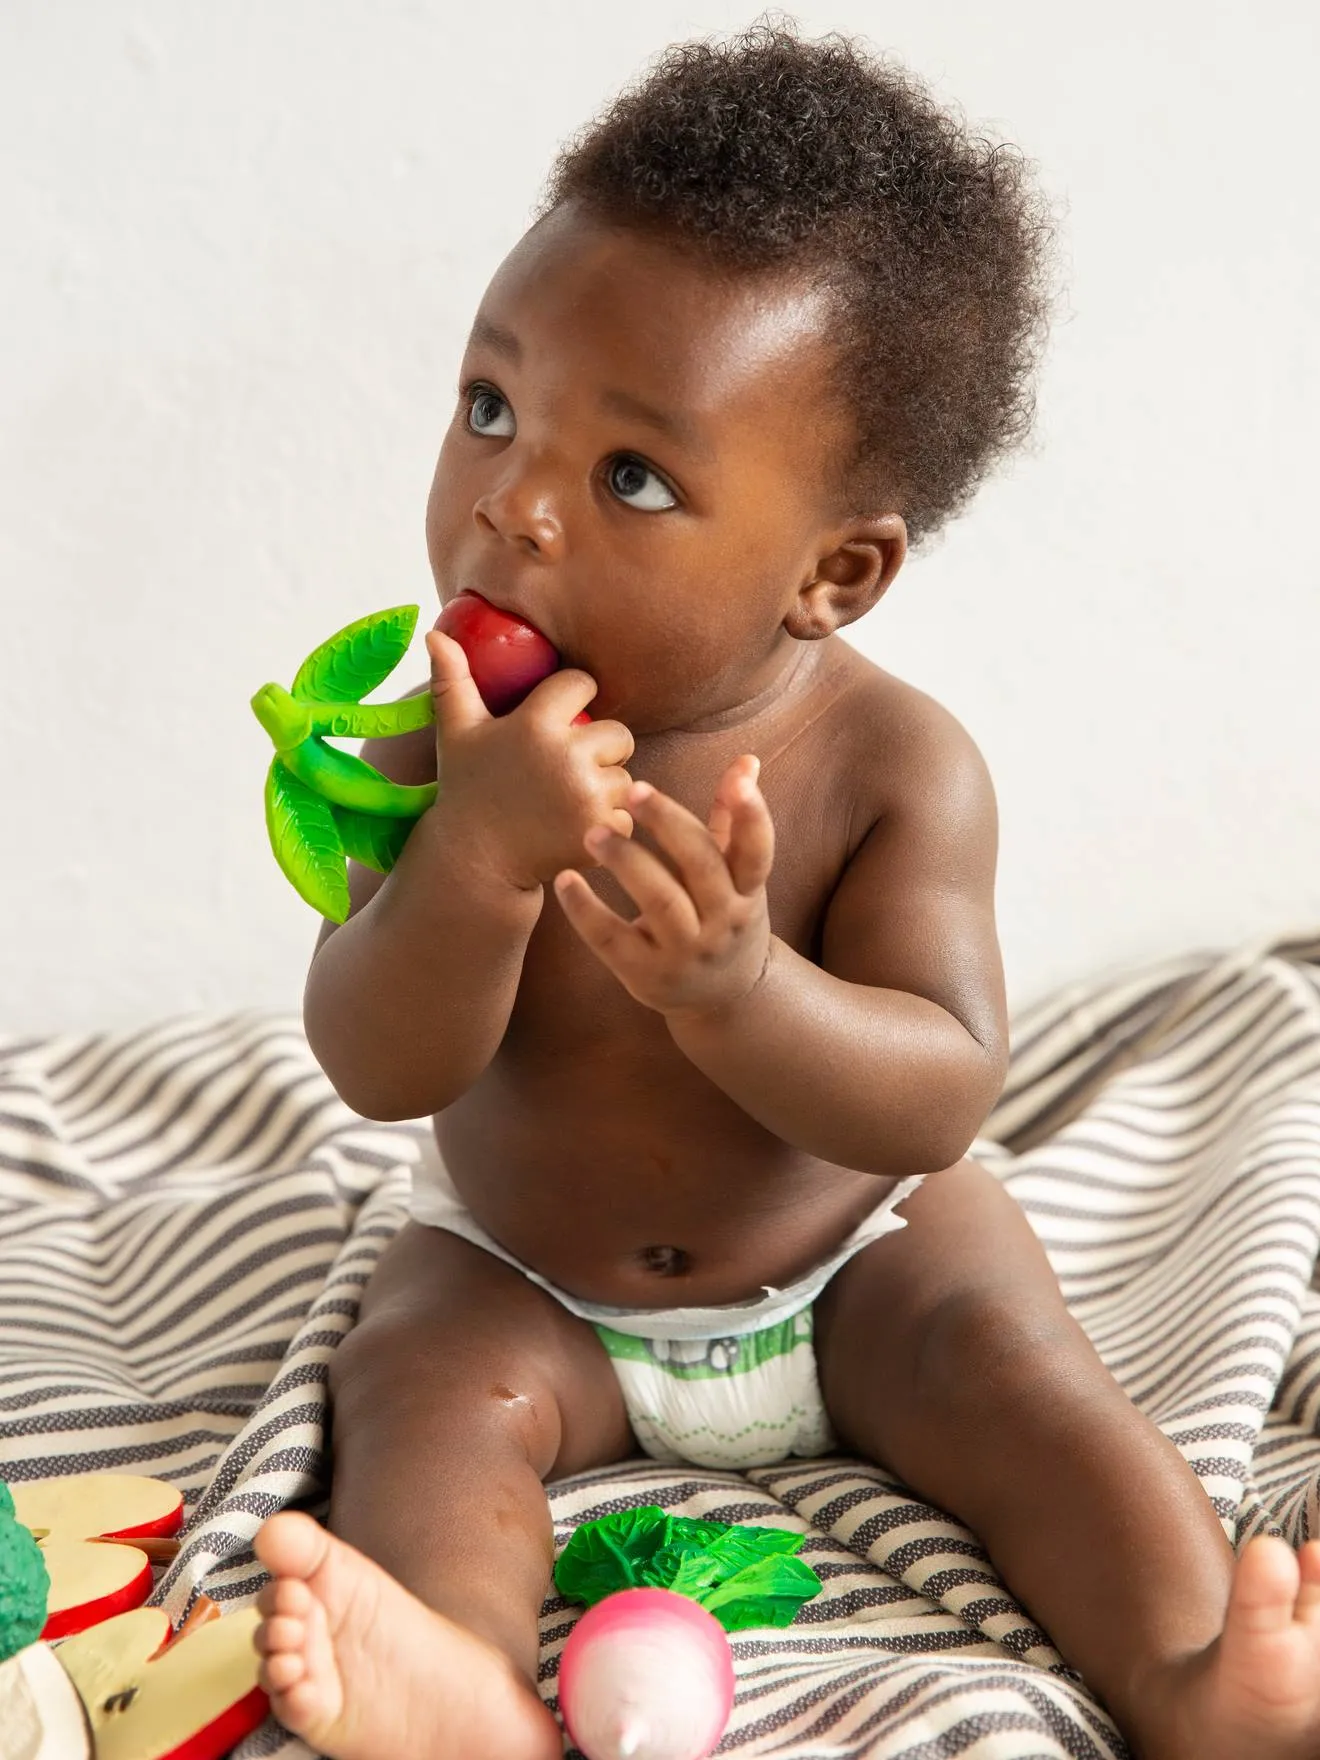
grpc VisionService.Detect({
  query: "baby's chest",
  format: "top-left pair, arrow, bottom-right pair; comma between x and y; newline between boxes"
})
510,758 -> 866,1049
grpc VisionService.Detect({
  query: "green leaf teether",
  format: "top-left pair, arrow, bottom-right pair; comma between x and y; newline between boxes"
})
292,603 -> 420,707
251,604 -> 439,922
264,760 -> 351,923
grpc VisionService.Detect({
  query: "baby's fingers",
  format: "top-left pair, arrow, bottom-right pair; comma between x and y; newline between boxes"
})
708,755 -> 754,855
708,793 -> 734,856
724,758 -> 774,896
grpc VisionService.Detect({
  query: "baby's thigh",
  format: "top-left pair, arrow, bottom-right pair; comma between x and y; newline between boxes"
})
815,1157 -> 1077,1464
331,1220 -> 634,1480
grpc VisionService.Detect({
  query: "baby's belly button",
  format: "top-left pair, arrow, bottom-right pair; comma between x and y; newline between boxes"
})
634,1243 -> 693,1278
545,1238 -> 795,1309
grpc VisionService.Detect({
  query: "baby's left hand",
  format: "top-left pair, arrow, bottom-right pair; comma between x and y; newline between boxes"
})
553,754 -> 773,1021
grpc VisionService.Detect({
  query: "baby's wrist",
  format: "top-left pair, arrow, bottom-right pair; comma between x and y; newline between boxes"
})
410,804 -> 546,911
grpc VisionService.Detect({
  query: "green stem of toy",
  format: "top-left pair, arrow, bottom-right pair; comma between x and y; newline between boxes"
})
282,735 -> 437,818
251,683 -> 313,752
307,690 -> 434,741
251,683 -> 434,750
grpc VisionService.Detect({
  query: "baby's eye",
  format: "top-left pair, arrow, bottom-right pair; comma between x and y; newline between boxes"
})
607,455 -> 677,512
465,386 -> 515,437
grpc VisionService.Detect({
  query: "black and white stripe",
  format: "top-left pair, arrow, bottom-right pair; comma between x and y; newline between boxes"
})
3,928 -> 1320,1757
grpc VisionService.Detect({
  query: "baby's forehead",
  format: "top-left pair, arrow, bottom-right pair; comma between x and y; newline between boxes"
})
473,214 -> 838,430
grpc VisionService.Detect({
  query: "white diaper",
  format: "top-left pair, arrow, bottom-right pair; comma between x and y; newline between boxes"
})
406,1129 -> 924,1468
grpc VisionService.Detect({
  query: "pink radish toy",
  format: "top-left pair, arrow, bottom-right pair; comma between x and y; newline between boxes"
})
552,1507 -> 823,1760
559,1588 -> 735,1760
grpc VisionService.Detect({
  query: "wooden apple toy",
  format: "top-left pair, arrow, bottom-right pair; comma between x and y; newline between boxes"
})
0,1478 -> 267,1760
0,1601 -> 268,1760
10,1474 -> 184,1639
251,596 -> 588,920
559,1588 -> 735,1760
57,1602 -> 268,1760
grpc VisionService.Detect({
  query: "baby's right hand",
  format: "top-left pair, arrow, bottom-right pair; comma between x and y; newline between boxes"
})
424,628 -> 637,893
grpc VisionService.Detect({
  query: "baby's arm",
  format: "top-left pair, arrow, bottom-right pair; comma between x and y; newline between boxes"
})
667,699 -> 1009,1176
303,689 -> 543,1121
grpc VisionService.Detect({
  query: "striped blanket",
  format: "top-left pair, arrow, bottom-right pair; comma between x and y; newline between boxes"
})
3,928 -> 1320,1759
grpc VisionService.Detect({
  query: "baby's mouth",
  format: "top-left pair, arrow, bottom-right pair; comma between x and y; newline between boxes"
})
434,590 -> 582,718
459,588 -> 556,648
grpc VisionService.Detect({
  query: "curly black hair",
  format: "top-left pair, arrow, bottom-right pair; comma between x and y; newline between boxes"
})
536,17 -> 1058,550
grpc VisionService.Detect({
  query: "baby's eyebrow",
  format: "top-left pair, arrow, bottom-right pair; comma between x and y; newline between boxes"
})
597,385 -> 712,463
469,314 -> 524,362
468,313 -> 713,463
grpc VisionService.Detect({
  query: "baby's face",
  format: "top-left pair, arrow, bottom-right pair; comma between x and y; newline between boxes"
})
425,202 -> 857,737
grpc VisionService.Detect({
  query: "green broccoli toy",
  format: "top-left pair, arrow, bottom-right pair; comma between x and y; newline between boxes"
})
0,1478 -> 50,1663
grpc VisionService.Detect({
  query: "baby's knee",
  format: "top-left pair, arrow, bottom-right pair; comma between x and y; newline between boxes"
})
328,1307 -> 559,1470
328,1307 -> 416,1411
915,1284 -> 1087,1415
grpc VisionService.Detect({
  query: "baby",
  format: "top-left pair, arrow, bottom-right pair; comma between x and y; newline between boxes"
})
249,23 -> 1320,1760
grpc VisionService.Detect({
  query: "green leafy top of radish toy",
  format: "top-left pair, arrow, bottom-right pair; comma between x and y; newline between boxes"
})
553,1507 -> 822,1634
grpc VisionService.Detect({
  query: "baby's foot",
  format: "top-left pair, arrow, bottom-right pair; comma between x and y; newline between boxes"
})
1139,1535 -> 1320,1759
251,1511 -> 562,1760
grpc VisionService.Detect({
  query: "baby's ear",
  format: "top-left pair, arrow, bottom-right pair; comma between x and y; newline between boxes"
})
785,515 -> 907,638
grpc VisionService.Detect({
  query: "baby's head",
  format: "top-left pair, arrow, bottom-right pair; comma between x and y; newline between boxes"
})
426,21 -> 1054,734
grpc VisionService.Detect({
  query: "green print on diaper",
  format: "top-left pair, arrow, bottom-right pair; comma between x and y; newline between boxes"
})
593,1309 -> 813,1379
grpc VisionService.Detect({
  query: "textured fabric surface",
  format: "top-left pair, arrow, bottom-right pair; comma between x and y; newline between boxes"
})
2,928 -> 1320,1758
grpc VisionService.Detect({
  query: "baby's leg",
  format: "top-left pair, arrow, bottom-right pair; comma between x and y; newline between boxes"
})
814,1159 -> 1320,1760
252,1223 -> 635,1760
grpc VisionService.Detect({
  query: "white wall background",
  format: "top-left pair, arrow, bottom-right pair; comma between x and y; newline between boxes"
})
3,0 -> 1316,1035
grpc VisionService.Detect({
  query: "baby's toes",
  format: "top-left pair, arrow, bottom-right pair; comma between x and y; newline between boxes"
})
256,1575 -> 312,1621
255,1613 -> 307,1659
273,1678 -> 325,1734
1214,1534 -> 1320,1731
263,1587 -> 343,1737
1293,1539 -> 1320,1624
259,1644 -> 309,1696
1225,1534 -> 1299,1643
252,1589 -> 323,1713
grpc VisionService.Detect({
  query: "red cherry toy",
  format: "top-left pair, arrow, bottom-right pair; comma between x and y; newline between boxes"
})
435,592 -> 590,723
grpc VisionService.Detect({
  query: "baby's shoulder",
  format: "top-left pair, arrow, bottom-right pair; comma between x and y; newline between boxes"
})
825,642 -> 994,826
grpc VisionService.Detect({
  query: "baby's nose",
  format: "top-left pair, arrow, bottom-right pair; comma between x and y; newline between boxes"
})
473,468 -> 565,557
